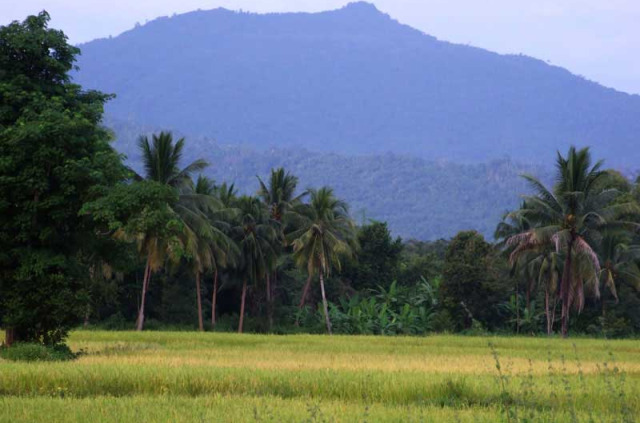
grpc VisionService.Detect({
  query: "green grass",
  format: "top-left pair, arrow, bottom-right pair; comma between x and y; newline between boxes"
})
1,331 -> 638,422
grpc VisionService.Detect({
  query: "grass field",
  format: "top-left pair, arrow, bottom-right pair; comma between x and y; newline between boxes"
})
1,331 -> 639,422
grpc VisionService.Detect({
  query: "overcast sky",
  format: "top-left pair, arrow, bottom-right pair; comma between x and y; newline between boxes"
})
3,0 -> 639,94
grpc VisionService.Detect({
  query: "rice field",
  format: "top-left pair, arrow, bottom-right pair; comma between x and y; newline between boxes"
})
1,331 -> 639,422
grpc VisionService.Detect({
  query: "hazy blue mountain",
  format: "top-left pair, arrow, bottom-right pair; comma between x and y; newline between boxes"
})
75,2 -> 640,166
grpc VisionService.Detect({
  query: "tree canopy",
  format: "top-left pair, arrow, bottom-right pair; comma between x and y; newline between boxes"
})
0,12 -> 126,344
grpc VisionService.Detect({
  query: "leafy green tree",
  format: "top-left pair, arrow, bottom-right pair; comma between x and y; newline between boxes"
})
82,180 -> 183,326
397,240 -> 447,287
231,196 -> 278,333
77,234 -> 137,327
0,12 -> 126,345
595,170 -> 633,193
439,231 -> 509,331
288,188 -> 357,334
344,221 -> 403,292
507,147 -> 639,337
633,177 -> 640,204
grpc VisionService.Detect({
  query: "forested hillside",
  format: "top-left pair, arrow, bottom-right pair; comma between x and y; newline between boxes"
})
109,118 -> 543,240
75,2 -> 640,166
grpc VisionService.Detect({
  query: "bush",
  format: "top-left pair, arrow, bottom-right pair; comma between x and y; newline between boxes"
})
0,343 -> 78,362
98,313 -> 129,330
430,310 -> 456,333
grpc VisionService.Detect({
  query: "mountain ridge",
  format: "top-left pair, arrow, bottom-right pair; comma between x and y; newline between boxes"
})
69,2 -> 640,238
107,116 -> 545,240
74,2 -> 640,166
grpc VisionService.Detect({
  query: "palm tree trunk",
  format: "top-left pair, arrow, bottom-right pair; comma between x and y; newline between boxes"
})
266,274 -> 273,331
85,265 -> 95,328
211,270 -> 218,328
526,279 -> 531,312
561,302 -> 570,338
319,270 -> 332,335
136,256 -> 152,331
271,270 -> 278,328
545,285 -> 552,335
560,241 -> 573,338
83,304 -> 91,328
298,274 -> 312,309
295,274 -> 313,326
515,282 -> 520,334
238,277 -> 248,333
601,291 -> 607,337
196,272 -> 204,331
551,296 -> 558,333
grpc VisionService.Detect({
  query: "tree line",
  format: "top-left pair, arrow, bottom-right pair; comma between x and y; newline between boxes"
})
1,13 -> 640,347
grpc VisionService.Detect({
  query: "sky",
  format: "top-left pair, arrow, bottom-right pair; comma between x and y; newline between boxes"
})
2,1 -> 639,95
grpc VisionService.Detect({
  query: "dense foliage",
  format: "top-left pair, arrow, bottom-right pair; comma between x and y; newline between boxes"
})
0,12 -> 126,345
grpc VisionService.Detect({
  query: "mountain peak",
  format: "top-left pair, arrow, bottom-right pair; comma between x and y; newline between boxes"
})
340,2 -> 382,14
76,1 -> 640,168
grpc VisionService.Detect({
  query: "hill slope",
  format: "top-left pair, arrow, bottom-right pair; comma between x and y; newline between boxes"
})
109,118 -> 542,240
75,2 -> 640,165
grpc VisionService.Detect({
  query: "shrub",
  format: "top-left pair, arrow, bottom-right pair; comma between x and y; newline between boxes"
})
0,342 -> 78,362
98,313 -> 129,330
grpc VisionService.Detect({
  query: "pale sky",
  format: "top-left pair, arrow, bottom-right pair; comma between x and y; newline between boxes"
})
2,0 -> 639,94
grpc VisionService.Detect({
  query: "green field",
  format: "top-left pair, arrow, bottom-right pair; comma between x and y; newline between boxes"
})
1,332 -> 639,422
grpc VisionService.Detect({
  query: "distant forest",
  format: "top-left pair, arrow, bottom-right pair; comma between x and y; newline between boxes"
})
108,118 -> 545,240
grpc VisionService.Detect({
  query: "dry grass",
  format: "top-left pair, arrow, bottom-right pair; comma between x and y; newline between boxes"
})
0,331 -> 638,422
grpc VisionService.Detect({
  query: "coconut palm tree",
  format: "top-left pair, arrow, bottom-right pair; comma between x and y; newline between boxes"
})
535,249 -> 561,335
506,147 -> 638,337
287,187 -> 357,334
496,206 -> 562,334
495,209 -> 533,332
176,175 -> 236,331
186,175 -> 238,330
214,182 -> 238,208
133,131 -> 208,331
210,181 -> 239,326
257,168 -> 308,329
137,132 -> 208,189
598,230 -> 640,317
131,214 -> 185,331
231,196 -> 278,333
257,168 -> 307,224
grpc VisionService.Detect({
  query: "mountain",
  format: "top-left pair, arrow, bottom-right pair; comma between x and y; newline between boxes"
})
74,2 -> 640,166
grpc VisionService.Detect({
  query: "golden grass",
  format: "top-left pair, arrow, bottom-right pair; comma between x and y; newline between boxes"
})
1,331 -> 639,422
